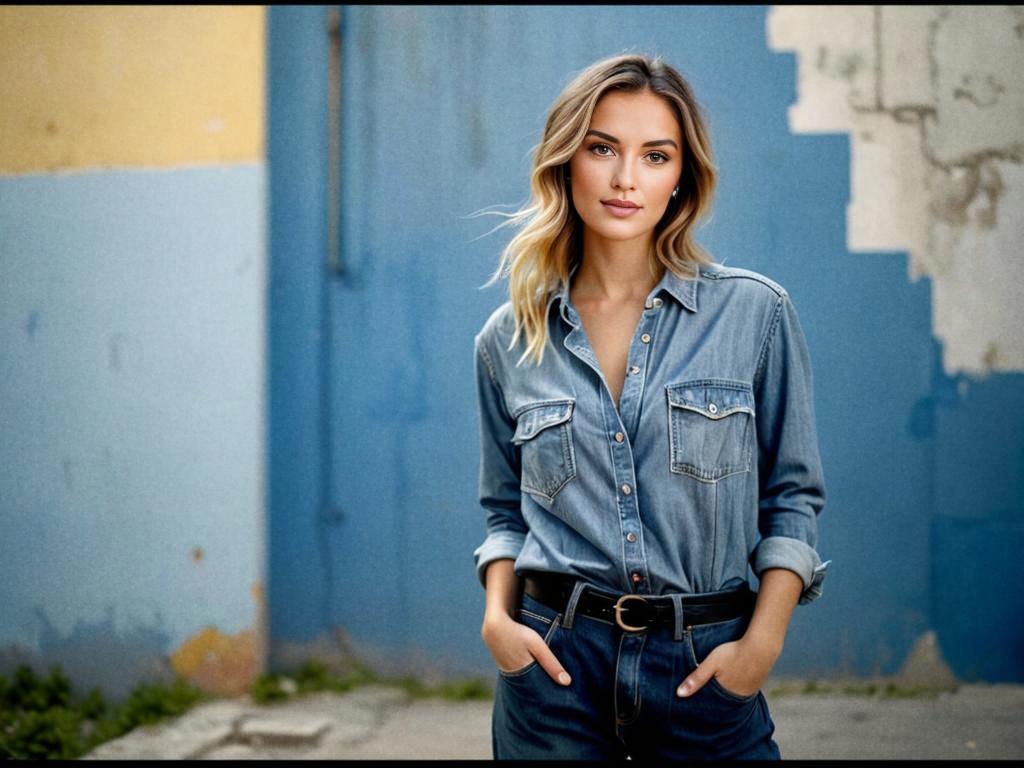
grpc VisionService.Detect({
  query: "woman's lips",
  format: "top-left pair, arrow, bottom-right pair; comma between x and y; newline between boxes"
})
602,201 -> 642,217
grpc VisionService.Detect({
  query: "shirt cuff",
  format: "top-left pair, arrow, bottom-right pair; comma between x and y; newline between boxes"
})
474,531 -> 527,588
751,535 -> 831,605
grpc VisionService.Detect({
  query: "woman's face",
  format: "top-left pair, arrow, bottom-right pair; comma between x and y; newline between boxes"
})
568,88 -> 683,247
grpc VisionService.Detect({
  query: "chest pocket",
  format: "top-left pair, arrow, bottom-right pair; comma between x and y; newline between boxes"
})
666,380 -> 755,482
511,399 -> 576,503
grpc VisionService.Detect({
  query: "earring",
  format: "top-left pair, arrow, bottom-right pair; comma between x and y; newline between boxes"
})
672,186 -> 679,198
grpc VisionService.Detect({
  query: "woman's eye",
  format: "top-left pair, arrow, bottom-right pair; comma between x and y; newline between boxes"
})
588,144 -> 669,163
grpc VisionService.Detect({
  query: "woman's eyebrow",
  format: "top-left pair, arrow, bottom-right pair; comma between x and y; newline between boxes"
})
585,129 -> 678,150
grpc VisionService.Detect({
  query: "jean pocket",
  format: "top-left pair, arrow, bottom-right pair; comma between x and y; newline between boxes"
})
666,379 -> 755,482
511,399 -> 576,503
498,594 -> 563,679
684,613 -> 759,703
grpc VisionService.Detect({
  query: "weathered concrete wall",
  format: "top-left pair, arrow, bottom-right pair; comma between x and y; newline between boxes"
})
768,5 -> 1024,377
765,4 -> 1024,685
0,7 -> 267,702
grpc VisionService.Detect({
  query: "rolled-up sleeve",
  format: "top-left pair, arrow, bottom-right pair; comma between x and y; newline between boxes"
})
749,292 -> 830,605
472,334 -> 527,587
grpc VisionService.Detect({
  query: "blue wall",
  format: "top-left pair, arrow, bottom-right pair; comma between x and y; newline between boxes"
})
266,4 -> 335,667
0,165 -> 267,698
267,6 -> 1024,683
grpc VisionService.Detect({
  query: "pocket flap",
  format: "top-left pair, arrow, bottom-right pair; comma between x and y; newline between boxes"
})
511,400 -> 574,444
666,380 -> 754,419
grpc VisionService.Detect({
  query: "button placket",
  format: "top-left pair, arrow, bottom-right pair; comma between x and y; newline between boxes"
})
612,300 -> 664,596
620,305 -> 661,454
620,316 -> 655,429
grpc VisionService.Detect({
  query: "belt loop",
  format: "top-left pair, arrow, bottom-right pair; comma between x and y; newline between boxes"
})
670,594 -> 685,641
561,580 -> 588,630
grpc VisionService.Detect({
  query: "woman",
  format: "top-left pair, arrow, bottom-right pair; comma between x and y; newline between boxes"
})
472,53 -> 829,760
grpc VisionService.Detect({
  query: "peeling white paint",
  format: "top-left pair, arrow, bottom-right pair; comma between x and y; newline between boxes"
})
896,629 -> 958,688
768,5 -> 1024,375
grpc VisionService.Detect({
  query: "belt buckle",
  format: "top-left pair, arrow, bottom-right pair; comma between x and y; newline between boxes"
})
613,594 -> 649,632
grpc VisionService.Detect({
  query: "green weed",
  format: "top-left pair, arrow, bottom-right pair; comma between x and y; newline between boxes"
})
251,659 -> 493,704
766,678 -> 952,700
0,664 -> 212,760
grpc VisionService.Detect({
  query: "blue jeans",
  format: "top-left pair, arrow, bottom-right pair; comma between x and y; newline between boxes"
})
491,584 -> 782,760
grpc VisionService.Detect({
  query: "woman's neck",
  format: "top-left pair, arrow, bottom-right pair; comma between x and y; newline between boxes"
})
572,230 -> 662,303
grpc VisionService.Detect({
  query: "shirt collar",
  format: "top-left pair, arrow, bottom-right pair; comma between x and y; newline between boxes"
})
547,263 -> 700,326
657,265 -> 700,312
547,278 -> 576,326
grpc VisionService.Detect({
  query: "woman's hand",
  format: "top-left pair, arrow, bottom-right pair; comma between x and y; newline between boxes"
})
677,569 -> 800,699
676,635 -> 780,699
481,613 -> 572,686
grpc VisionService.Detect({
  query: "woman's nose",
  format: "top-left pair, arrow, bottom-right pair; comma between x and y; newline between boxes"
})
612,160 -> 636,190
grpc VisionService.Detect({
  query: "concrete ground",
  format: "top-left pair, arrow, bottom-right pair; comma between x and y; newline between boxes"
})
82,681 -> 1024,760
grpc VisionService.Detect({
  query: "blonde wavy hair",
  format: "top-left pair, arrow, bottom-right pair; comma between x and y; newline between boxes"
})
480,53 -> 718,366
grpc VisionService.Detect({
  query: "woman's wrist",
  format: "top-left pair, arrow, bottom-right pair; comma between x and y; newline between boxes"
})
481,610 -> 516,644
741,568 -> 802,660
482,558 -> 521,619
738,631 -> 783,662
483,605 -> 516,624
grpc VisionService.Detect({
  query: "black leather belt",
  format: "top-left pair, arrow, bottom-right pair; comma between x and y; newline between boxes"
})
523,571 -> 754,632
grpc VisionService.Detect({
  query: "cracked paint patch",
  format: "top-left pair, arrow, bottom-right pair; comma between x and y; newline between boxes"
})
896,629 -> 958,689
171,626 -> 257,697
768,5 -> 1024,375
171,582 -> 265,697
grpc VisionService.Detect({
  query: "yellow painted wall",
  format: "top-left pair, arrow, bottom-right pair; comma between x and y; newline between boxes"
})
0,6 -> 264,174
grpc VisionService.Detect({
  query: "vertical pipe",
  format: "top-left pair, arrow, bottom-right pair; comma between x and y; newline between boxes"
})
327,7 -> 342,273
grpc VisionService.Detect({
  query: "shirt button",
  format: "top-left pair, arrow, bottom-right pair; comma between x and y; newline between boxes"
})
621,483 -> 632,495
641,333 -> 651,344
614,431 -> 625,443
626,532 -> 637,542
708,402 -> 718,414
631,572 -> 643,584
653,297 -> 663,307
630,365 -> 640,375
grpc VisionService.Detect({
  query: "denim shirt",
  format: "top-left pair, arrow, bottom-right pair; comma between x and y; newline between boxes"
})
472,262 -> 830,605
